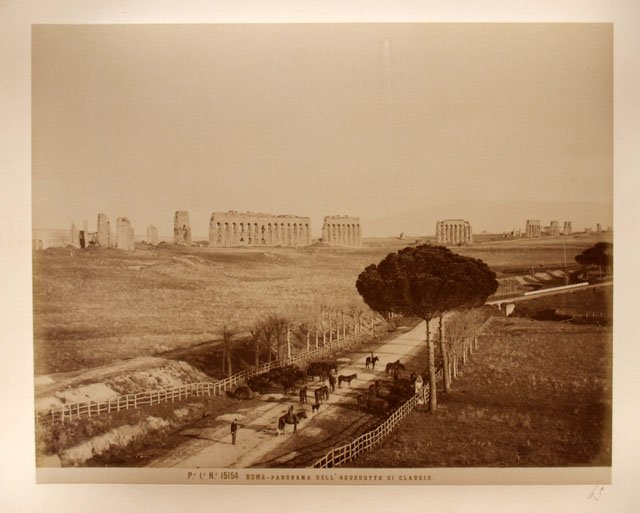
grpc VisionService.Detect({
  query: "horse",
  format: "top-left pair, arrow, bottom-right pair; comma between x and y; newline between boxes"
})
314,388 -> 324,404
385,360 -> 405,374
365,356 -> 379,370
277,411 -> 308,434
327,374 -> 336,392
321,385 -> 330,400
338,374 -> 358,387
311,403 -> 321,413
299,386 -> 308,404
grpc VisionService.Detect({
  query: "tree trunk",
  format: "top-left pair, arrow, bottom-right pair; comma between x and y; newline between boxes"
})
254,338 -> 260,369
287,326 -> 291,361
452,350 -> 458,378
439,315 -> 451,393
315,328 -> 319,350
267,337 -> 272,364
222,349 -> 226,376
426,318 -> 437,413
227,349 -> 233,377
306,330 -> 310,352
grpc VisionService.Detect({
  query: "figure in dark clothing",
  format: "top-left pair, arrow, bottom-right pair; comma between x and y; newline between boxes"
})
231,419 -> 238,445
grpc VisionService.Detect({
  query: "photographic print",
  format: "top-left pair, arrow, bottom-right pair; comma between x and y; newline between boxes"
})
31,23 -> 612,484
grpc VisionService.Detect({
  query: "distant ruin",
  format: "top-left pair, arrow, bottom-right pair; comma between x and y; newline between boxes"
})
436,219 -> 472,245
321,216 -> 362,247
525,219 -> 541,238
70,221 -> 80,248
116,218 -> 135,250
146,225 -> 159,245
563,221 -> 572,235
174,211 -> 191,245
32,229 -> 69,250
544,220 -> 560,236
209,211 -> 311,247
97,213 -> 111,247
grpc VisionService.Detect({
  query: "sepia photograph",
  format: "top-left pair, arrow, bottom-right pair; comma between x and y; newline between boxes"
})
28,22 -> 616,484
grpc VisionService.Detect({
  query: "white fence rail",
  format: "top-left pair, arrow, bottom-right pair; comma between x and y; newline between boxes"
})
523,282 -> 589,296
313,369 -> 442,468
40,318 -> 385,423
312,316 -> 495,468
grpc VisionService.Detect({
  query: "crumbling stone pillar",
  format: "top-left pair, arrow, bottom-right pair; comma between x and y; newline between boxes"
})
173,211 -> 191,245
146,225 -> 158,245
70,222 -> 80,248
97,214 -> 111,247
116,217 -> 135,250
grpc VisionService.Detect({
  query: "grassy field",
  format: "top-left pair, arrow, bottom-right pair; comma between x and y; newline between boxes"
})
348,316 -> 612,467
32,234 -> 611,375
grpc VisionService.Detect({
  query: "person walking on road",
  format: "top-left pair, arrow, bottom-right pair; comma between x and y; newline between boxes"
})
231,419 -> 238,445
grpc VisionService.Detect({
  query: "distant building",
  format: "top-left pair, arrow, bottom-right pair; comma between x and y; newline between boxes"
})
525,220 -> 541,238
322,215 -> 361,247
543,220 -> 560,237
563,221 -> 572,235
436,219 -> 472,245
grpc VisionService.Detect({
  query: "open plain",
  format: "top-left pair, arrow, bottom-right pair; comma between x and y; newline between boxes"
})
33,233 -> 610,375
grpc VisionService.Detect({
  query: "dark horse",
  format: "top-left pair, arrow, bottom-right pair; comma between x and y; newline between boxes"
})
321,385 -> 330,400
299,386 -> 308,405
277,411 -> 308,435
365,356 -> 379,370
327,374 -> 336,392
338,374 -> 358,387
385,360 -> 405,374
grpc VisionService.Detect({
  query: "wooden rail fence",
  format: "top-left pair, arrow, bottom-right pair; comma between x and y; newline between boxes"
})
312,316 -> 495,468
40,317 -> 385,423
313,369 -> 442,468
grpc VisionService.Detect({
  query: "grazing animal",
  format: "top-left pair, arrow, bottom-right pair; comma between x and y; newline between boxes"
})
328,374 -> 336,392
277,411 -> 308,434
299,386 -> 308,404
321,385 -> 330,400
338,374 -> 358,387
314,388 -> 324,404
311,403 -> 321,413
365,356 -> 379,370
385,360 -> 405,374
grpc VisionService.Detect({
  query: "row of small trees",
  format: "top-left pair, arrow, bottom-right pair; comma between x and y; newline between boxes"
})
219,303 -> 379,378
356,244 -> 498,414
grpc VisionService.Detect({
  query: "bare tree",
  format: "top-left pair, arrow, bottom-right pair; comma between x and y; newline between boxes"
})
249,322 -> 263,369
221,325 -> 236,377
264,314 -> 288,362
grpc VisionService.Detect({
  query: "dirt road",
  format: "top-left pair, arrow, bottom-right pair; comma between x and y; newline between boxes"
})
148,319 -> 434,468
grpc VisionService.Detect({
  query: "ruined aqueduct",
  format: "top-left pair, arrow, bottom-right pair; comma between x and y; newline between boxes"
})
209,211 -> 312,247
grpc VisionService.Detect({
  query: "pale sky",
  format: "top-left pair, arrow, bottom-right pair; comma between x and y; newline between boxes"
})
32,24 -> 613,237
